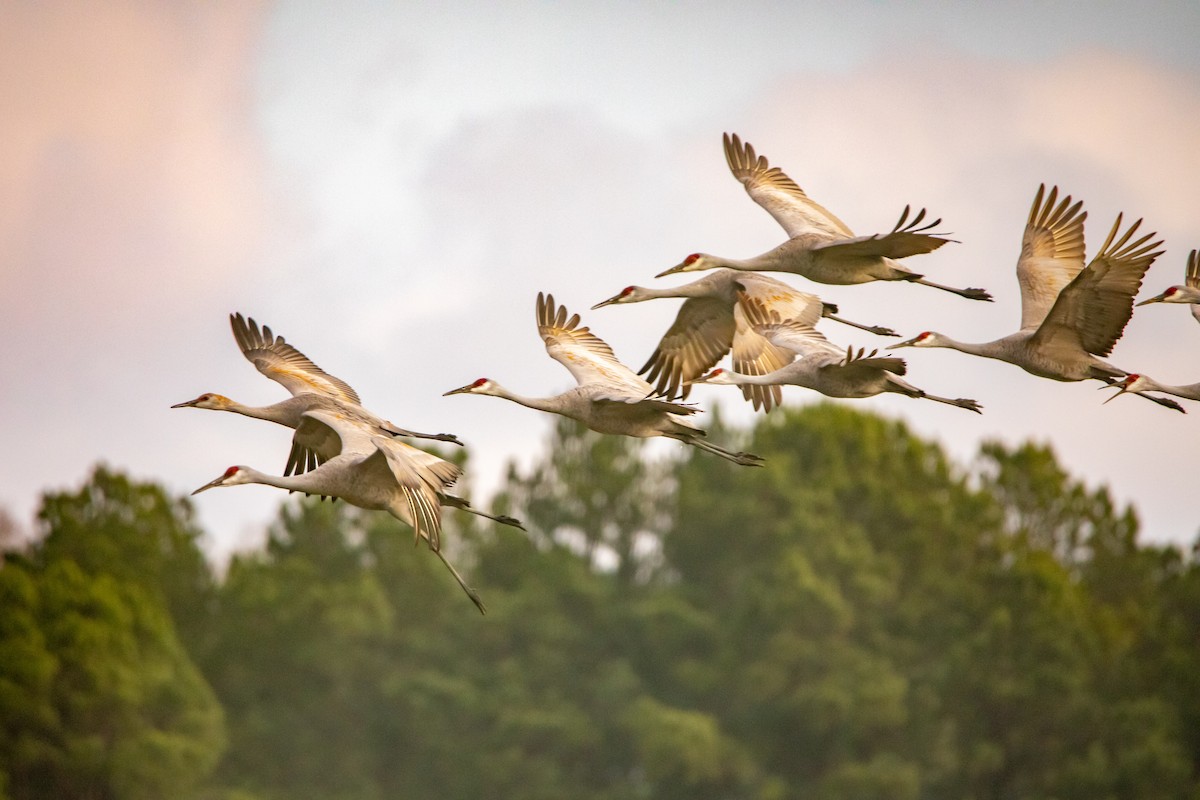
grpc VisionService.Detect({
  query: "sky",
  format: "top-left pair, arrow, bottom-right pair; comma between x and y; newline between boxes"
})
3,1 -> 1199,562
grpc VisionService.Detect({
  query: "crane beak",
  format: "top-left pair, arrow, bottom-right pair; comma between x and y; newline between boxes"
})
1135,294 -> 1165,306
171,399 -> 198,408
886,336 -> 919,350
1101,387 -> 1129,404
191,476 -> 224,495
442,384 -> 475,397
654,263 -> 687,279
591,293 -> 623,310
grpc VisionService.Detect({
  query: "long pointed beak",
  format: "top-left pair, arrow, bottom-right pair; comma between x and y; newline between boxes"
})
886,336 -> 920,350
443,384 -> 474,397
1101,380 -> 1133,404
655,263 -> 687,279
171,400 -> 197,408
191,477 -> 224,495
1135,295 -> 1164,306
591,293 -> 623,310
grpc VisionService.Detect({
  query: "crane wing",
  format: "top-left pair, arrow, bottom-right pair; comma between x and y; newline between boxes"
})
231,312 -> 361,403
724,132 -> 854,240
1033,214 -> 1163,357
537,292 -> 650,395
737,273 -> 825,326
1015,185 -> 1088,330
373,438 -> 461,552
822,346 -> 907,378
1186,249 -> 1200,289
738,291 -> 841,360
810,206 -> 953,260
284,412 -> 346,478
639,296 -> 735,401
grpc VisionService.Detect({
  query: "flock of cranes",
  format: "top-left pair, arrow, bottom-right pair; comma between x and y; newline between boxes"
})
176,132 -> 1196,613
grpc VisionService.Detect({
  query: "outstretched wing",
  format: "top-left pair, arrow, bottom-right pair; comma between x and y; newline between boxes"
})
231,312 -> 361,403
1188,250 -> 1200,326
1015,185 -> 1088,330
284,412 -> 345,477
537,292 -> 650,395
1034,214 -> 1163,356
738,291 -> 842,361
727,276 -> 831,411
639,296 -> 735,401
810,206 -> 954,260
724,132 -> 854,240
823,346 -> 907,379
373,438 -> 461,552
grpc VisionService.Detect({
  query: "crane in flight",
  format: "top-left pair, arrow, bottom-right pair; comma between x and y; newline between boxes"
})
592,269 -> 896,412
175,313 -> 522,529
444,293 -> 764,466
1136,248 -> 1200,325
688,292 -> 981,412
190,411 -> 487,614
656,133 -> 991,301
888,185 -> 1183,412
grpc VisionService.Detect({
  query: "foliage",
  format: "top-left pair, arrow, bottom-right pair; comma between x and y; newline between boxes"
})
3,407 -> 1198,799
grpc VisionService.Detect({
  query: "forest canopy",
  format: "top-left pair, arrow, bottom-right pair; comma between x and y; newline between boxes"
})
1,403 -> 1197,800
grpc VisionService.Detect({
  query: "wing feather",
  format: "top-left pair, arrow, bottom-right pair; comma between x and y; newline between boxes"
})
537,293 -> 650,395
1015,185 -> 1088,330
231,313 -> 361,403
724,132 -> 854,239
1034,214 -> 1163,356
810,205 -> 954,260
638,296 -> 735,400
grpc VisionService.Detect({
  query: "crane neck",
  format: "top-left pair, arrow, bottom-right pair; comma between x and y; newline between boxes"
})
488,384 -> 568,414
639,276 -> 731,301
716,370 -> 777,387
240,466 -> 328,494
223,398 -> 301,427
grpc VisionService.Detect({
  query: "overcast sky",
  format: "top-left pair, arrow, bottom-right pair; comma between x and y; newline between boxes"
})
3,1 -> 1199,561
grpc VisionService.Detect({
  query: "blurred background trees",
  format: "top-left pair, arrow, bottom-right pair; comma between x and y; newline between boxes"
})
1,406 -> 1197,800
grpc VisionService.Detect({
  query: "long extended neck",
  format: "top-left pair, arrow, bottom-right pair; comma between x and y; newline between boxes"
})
637,273 -> 734,302
1142,377 -> 1200,400
713,370 -> 782,387
926,335 -> 1006,360
241,466 -> 327,494
222,398 -> 299,427
488,384 -> 569,415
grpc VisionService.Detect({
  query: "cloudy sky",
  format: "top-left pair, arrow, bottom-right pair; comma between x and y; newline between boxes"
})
3,1 -> 1199,560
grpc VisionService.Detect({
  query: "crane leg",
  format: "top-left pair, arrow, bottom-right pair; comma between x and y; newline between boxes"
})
433,549 -> 487,615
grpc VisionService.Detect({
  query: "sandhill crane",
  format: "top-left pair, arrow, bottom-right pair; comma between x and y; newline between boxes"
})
444,293 -> 764,466
887,185 -> 1182,412
656,133 -> 991,301
175,313 -> 522,530
592,269 -> 896,412
191,414 -> 487,614
1103,373 -> 1200,405
689,292 -> 981,412
1136,249 -> 1200,325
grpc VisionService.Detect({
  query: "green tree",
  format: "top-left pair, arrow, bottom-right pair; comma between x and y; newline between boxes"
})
34,465 -> 215,648
0,559 -> 225,800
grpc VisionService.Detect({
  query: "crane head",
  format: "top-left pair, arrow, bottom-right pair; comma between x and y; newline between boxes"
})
887,331 -> 939,349
591,286 -> 641,309
656,253 -> 713,279
192,465 -> 250,494
1101,373 -> 1148,404
1136,286 -> 1178,305
690,368 -> 736,386
443,378 -> 495,397
172,393 -> 232,410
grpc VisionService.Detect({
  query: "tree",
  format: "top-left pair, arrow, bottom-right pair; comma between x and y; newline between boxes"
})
0,559 -> 225,800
